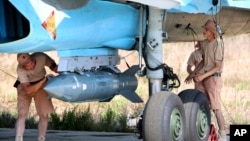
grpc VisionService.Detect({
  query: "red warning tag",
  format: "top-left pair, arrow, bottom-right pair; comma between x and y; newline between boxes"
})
42,11 -> 56,40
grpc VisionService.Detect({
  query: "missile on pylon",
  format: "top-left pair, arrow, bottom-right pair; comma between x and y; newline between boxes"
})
44,65 -> 143,103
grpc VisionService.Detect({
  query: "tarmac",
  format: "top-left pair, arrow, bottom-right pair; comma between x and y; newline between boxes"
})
0,128 -> 230,141
0,128 -> 142,141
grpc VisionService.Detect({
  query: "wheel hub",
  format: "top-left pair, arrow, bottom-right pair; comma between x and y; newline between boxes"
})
170,107 -> 182,141
196,106 -> 209,139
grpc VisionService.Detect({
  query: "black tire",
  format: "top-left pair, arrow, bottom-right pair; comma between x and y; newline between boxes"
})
143,91 -> 186,141
178,89 -> 211,141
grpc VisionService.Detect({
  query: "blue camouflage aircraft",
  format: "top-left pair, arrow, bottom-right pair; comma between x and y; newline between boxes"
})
1,0 -> 250,140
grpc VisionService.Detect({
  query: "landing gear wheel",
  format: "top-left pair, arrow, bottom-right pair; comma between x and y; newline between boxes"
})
178,89 -> 211,141
143,91 -> 185,141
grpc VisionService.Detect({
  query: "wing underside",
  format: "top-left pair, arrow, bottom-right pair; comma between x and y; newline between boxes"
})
163,7 -> 250,42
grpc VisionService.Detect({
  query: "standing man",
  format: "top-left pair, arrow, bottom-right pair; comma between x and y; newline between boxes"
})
185,19 -> 226,141
14,52 -> 58,141
186,40 -> 203,89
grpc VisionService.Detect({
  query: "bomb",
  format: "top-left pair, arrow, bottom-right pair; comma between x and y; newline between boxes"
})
44,65 -> 143,103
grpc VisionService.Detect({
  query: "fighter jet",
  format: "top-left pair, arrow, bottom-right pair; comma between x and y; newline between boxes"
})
1,0 -> 250,140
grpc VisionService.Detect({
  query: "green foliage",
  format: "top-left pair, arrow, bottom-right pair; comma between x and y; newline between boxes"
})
224,78 -> 250,91
0,111 -> 37,128
48,105 -> 132,132
73,106 -> 95,131
98,107 -> 117,131
234,113 -> 249,124
61,107 -> 78,130
94,107 -> 133,132
117,114 -> 133,133
235,81 -> 249,90
0,106 -> 134,132
49,112 -> 61,130
0,111 -> 16,128
25,116 -> 37,129
48,105 -> 96,131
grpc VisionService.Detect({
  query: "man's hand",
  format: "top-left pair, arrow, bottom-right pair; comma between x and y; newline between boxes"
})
31,77 -> 48,92
37,77 -> 48,89
21,77 -> 48,95
185,74 -> 194,84
194,74 -> 205,82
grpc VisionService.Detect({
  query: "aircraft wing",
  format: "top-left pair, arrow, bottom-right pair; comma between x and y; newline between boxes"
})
163,7 -> 250,42
0,0 -> 250,53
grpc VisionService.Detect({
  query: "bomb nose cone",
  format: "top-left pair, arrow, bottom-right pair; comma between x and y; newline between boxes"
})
44,73 -> 83,102
44,75 -> 68,100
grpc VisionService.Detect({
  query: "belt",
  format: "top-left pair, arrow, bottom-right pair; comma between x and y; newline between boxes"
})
211,72 -> 221,77
30,77 -> 45,85
13,77 -> 45,88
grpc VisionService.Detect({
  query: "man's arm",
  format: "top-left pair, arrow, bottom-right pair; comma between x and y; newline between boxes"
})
187,65 -> 193,74
194,61 -> 222,82
185,59 -> 204,84
202,61 -> 221,79
49,62 -> 58,73
42,52 -> 58,73
20,78 -> 47,95
192,59 -> 204,75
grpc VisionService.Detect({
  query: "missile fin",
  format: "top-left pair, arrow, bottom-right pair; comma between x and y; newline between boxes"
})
120,90 -> 143,103
121,65 -> 139,76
